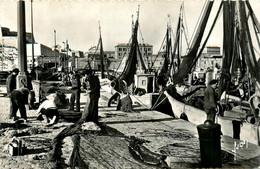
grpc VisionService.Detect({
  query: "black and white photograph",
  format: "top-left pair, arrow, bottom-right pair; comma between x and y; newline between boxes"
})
0,0 -> 260,168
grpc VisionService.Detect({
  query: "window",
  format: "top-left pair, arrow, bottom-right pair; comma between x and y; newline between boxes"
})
119,48 -> 122,51
142,80 -> 146,86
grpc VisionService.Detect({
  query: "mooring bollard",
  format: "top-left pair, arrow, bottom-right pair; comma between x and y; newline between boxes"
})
197,120 -> 222,168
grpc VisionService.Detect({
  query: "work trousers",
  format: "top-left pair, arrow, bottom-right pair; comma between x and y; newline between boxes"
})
40,108 -> 59,124
9,91 -> 27,120
69,90 -> 81,111
205,108 -> 216,123
107,92 -> 120,109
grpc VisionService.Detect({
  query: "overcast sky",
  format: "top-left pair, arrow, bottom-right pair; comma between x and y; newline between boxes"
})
1,0 -> 260,54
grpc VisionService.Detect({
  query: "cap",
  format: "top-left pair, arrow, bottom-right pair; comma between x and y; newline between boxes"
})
209,79 -> 218,85
12,68 -> 20,73
85,69 -> 92,75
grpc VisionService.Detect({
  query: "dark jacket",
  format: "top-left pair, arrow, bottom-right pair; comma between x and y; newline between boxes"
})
204,85 -> 217,110
11,88 -> 30,104
6,74 -> 17,96
71,74 -> 81,90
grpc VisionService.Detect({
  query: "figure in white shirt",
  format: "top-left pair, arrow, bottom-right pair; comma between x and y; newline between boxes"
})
36,99 -> 59,126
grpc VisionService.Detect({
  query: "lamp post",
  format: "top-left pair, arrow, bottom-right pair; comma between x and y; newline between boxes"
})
1,39 -> 4,71
54,30 -> 57,69
66,39 -> 68,72
31,0 -> 34,70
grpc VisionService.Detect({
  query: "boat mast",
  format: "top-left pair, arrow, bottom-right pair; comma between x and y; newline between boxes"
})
99,21 -> 105,79
238,1 -> 260,83
170,7 -> 181,76
171,0 -> 214,85
118,6 -> 140,86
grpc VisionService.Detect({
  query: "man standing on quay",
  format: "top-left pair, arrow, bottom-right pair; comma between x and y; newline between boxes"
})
67,70 -> 81,112
204,79 -> 218,123
6,68 -> 20,121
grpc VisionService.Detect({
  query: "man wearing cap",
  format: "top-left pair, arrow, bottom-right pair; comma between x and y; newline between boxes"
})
204,79 -> 218,123
6,68 -> 19,120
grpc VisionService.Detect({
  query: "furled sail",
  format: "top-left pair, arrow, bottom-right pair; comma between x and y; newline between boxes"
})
118,18 -> 139,86
170,12 -> 181,75
159,26 -> 171,78
99,35 -> 105,79
238,1 -> 260,84
137,44 -> 147,73
218,0 -> 236,98
171,0 -> 214,85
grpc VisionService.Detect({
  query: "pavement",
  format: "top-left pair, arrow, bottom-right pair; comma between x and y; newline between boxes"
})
0,88 -> 260,168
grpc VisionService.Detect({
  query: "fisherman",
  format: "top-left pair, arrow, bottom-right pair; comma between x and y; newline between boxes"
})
67,70 -> 81,112
81,72 -> 88,91
107,78 -> 121,109
26,71 -> 36,110
192,74 -> 198,85
9,78 -> 30,122
204,79 -> 218,123
157,75 -> 167,92
36,98 -> 59,126
81,69 -> 100,124
68,71 -> 73,86
6,68 -> 20,121
107,78 -> 130,111
226,77 -> 241,97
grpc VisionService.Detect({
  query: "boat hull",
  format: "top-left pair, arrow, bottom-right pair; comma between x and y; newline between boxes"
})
164,91 -> 260,145
100,78 -> 157,109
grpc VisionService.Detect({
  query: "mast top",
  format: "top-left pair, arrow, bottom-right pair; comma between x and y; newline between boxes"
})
99,21 -> 102,37
167,14 -> 171,28
137,5 -> 140,20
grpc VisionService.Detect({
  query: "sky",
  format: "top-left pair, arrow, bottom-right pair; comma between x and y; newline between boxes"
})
1,0 -> 260,54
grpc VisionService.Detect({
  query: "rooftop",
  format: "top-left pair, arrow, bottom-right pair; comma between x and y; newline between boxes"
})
115,43 -> 152,47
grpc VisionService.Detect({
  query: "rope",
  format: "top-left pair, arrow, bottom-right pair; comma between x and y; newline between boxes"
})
138,25 -> 151,71
115,37 -> 132,76
130,94 -> 170,116
150,92 -> 163,110
151,97 -> 167,110
131,94 -> 152,109
131,90 -> 170,111
183,3 -> 190,48
151,32 -> 167,69
190,0 -> 223,69
187,0 -> 207,54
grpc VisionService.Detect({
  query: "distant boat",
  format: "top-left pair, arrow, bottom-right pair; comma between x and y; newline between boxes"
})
99,7 -> 160,110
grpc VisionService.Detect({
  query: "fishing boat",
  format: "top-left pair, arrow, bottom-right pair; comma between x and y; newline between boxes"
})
163,0 -> 260,145
99,4 -> 196,115
97,7 -> 166,111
